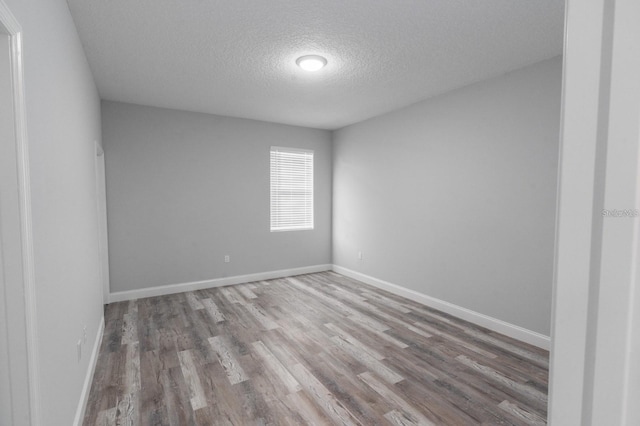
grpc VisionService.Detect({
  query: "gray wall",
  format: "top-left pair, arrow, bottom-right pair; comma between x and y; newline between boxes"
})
333,57 -> 561,335
102,101 -> 332,293
4,0 -> 104,424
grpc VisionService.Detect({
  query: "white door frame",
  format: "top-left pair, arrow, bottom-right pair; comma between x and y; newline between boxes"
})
94,141 -> 110,304
549,0 -> 640,424
0,1 -> 40,425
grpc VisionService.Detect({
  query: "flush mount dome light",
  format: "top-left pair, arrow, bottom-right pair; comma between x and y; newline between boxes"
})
296,55 -> 327,72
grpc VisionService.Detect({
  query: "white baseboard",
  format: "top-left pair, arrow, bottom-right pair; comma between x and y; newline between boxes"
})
107,263 -> 549,349
332,265 -> 551,350
73,315 -> 105,426
108,264 -> 333,303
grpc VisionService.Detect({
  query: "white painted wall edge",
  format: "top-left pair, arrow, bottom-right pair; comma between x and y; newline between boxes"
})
72,315 -> 104,426
108,264 -> 333,303
332,265 -> 551,350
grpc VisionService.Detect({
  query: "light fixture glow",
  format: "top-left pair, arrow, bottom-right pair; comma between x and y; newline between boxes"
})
296,55 -> 327,72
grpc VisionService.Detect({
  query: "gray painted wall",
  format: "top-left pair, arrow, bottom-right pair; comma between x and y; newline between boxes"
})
102,101 -> 332,293
4,0 -> 104,424
333,57 -> 561,335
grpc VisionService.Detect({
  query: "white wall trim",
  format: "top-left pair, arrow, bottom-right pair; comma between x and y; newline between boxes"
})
109,264 -> 332,303
332,265 -> 551,350
0,2 -> 41,424
72,316 -> 104,426
109,263 -> 550,349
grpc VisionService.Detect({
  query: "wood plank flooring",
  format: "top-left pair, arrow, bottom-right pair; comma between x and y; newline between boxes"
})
83,272 -> 549,425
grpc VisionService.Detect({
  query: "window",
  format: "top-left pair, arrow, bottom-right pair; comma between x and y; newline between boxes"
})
270,147 -> 314,231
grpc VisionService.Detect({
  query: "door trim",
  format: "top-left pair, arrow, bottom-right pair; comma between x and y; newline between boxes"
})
0,1 -> 40,424
94,141 -> 110,304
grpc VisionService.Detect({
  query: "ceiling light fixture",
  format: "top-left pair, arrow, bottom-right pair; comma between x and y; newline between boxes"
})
296,55 -> 327,72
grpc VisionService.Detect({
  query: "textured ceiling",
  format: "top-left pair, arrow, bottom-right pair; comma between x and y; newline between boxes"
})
67,0 -> 564,130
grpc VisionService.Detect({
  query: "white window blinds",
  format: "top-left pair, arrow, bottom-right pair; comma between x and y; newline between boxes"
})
270,147 -> 314,232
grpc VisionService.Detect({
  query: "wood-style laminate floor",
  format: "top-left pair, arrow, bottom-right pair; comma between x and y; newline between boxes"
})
83,272 -> 549,426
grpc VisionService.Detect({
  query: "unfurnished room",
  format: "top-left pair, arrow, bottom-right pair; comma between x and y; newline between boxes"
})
1,1 -> 639,425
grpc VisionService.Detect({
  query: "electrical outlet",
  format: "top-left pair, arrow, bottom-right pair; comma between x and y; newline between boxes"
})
77,340 -> 82,363
82,326 -> 87,345
224,255 -> 230,263
358,251 -> 363,260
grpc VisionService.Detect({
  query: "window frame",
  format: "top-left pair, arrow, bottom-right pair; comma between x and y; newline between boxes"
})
269,146 -> 314,232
